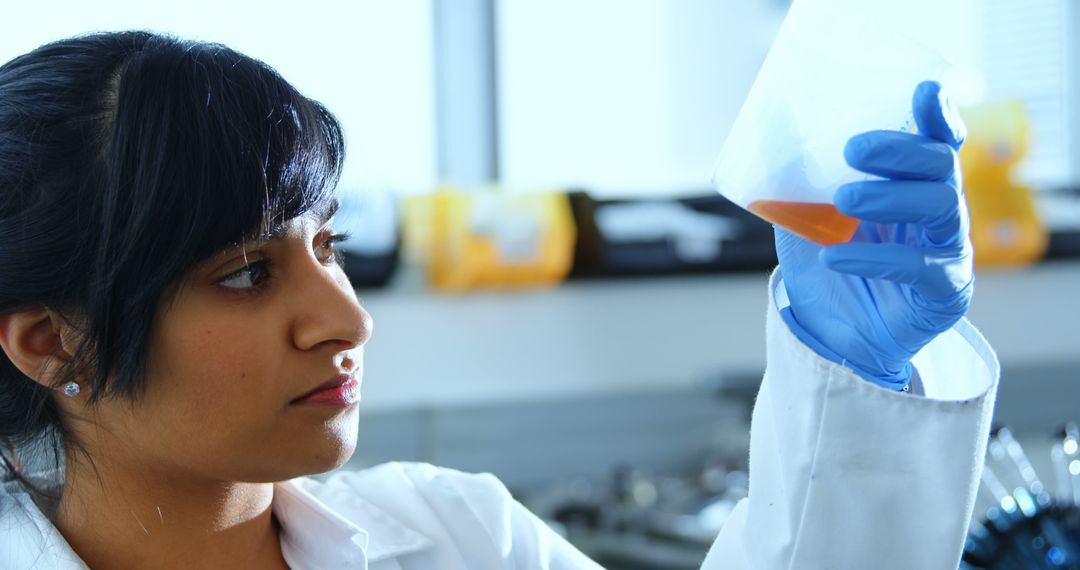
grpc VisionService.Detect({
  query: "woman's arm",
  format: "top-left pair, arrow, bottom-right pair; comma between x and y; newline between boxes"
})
701,272 -> 997,569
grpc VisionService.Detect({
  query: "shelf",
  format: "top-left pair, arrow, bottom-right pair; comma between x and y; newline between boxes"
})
354,260 -> 1080,411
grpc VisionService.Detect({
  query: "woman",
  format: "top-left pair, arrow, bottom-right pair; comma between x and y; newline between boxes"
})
0,32 -> 996,569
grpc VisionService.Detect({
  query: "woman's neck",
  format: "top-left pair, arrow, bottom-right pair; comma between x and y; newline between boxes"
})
54,457 -> 289,570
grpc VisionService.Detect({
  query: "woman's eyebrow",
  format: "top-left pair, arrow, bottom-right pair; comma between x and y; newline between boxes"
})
261,198 -> 340,241
211,198 -> 339,268
313,197 -> 340,227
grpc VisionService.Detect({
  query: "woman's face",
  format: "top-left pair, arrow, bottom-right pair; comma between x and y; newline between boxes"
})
66,202 -> 372,484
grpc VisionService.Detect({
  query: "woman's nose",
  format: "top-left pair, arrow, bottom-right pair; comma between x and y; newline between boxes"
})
290,263 -> 372,352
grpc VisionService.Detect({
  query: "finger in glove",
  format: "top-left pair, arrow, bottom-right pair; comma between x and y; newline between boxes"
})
844,130 -> 957,181
835,180 -> 966,245
913,80 -> 965,149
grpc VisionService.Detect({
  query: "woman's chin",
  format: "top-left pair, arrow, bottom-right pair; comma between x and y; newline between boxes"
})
275,409 -> 361,478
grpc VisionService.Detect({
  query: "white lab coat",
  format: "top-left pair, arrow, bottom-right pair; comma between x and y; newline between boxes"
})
0,270 -> 998,569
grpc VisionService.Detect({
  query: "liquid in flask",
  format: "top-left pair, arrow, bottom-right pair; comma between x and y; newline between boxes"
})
748,199 -> 860,245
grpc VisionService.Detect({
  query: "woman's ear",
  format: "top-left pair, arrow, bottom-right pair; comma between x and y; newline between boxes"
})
0,308 -> 75,387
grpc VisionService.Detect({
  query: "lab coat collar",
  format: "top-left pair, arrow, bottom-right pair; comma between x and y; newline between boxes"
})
0,472 -> 434,569
0,478 -> 89,569
274,476 -> 435,566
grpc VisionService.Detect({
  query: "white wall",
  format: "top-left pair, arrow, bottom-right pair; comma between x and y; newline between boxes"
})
494,0 -> 987,197
496,0 -> 785,196
0,0 -> 437,193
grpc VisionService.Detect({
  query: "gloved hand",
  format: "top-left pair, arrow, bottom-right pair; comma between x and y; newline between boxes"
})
775,80 -> 973,390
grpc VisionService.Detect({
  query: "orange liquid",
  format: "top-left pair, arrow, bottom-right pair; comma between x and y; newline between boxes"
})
748,199 -> 859,245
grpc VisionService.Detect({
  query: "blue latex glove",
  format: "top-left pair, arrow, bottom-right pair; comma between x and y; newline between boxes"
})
775,80 -> 973,390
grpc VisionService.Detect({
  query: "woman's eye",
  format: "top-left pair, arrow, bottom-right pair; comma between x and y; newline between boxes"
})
316,232 -> 351,264
218,260 -> 271,291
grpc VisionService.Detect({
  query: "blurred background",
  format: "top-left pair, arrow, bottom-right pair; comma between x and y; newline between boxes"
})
5,1 -> 1079,567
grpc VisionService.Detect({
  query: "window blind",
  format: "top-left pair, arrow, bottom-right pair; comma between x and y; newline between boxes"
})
980,0 -> 1073,188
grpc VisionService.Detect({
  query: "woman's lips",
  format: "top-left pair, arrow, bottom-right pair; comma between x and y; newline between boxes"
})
290,373 -> 361,407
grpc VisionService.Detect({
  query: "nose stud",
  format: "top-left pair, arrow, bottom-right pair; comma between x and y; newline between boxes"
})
334,347 -> 358,373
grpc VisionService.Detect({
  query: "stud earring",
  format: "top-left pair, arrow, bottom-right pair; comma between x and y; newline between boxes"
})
62,381 -> 80,398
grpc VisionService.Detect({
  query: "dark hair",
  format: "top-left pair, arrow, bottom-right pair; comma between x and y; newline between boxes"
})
0,31 -> 345,503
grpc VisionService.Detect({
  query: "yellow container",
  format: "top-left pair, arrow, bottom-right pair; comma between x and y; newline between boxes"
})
959,101 -> 1048,267
404,188 -> 577,293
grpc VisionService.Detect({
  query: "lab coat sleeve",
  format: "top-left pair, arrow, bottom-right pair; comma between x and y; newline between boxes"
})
701,268 -> 999,570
